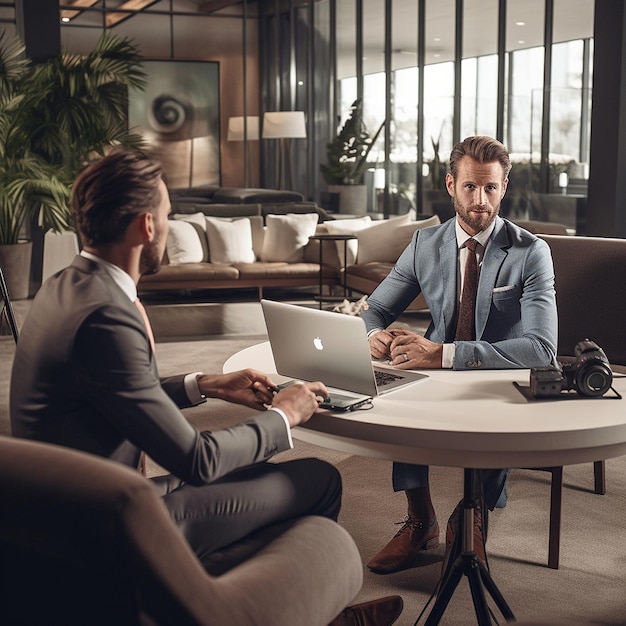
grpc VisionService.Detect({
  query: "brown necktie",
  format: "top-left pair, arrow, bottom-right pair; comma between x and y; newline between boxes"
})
135,298 -> 156,353
454,239 -> 479,341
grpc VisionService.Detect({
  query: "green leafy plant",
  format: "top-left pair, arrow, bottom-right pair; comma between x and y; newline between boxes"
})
0,31 -> 147,245
320,98 -> 385,185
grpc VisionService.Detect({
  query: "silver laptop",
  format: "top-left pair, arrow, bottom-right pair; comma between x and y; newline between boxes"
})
261,299 -> 427,410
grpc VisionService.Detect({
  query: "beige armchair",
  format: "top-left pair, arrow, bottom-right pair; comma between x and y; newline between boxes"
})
0,436 -> 363,626
529,235 -> 626,568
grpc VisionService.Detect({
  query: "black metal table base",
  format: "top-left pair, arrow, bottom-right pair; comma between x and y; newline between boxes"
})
422,469 -> 516,626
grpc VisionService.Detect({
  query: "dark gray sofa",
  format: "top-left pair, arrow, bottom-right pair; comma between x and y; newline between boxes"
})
169,185 -> 305,207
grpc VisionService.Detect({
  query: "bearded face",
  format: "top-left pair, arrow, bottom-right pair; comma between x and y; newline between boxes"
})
447,157 -> 508,236
139,234 -> 163,276
140,178 -> 170,276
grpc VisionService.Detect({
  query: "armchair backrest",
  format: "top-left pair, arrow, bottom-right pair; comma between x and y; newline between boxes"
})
0,436 -> 219,626
0,436 -> 362,626
539,234 -> 626,365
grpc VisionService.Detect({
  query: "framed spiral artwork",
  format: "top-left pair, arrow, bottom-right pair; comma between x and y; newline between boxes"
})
128,60 -> 220,189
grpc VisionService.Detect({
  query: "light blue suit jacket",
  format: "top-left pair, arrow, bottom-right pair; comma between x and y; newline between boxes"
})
362,216 -> 558,370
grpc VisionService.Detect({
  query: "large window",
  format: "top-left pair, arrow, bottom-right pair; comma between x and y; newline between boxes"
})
332,0 -> 595,220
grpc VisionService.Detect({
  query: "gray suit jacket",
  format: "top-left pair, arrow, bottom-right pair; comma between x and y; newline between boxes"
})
10,256 -> 290,484
362,217 -> 558,369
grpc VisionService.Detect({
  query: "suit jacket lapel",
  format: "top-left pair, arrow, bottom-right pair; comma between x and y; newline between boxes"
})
439,222 -> 460,340
476,219 -> 509,339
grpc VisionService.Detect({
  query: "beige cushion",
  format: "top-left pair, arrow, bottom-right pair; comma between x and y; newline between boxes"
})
172,211 -> 207,230
261,213 -> 319,263
356,214 -> 440,264
171,212 -> 211,262
324,216 -> 373,267
166,220 -> 206,264
205,217 -> 256,264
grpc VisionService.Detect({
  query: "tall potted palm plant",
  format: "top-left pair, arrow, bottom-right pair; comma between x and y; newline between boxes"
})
0,31 -> 146,298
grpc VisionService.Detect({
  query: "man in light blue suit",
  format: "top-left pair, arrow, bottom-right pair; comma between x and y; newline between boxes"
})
363,136 -> 557,574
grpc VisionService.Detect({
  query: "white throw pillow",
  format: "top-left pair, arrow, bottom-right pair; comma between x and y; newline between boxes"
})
324,216 -> 373,267
172,212 -> 207,230
166,220 -> 206,264
261,213 -> 319,263
356,214 -> 440,264
205,217 -> 256,264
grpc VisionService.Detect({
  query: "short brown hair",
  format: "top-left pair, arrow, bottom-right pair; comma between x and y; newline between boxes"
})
71,149 -> 164,247
448,136 -> 511,180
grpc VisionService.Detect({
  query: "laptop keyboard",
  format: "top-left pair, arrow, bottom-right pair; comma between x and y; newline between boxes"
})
375,370 -> 404,387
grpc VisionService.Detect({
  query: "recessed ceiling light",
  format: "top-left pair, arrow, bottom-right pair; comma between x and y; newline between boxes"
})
434,53 -> 441,58
61,16 -> 70,22
516,21 -> 526,26
433,37 -> 441,42
518,40 -> 525,44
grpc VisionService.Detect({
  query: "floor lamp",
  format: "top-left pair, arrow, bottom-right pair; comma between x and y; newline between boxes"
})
262,111 -> 306,190
227,116 -> 259,188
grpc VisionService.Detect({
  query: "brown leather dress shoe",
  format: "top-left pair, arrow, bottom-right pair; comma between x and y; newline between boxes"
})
440,499 -> 488,585
328,595 -> 404,626
367,517 -> 440,574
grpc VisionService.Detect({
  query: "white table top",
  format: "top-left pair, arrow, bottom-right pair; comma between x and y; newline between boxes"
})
224,342 -> 626,469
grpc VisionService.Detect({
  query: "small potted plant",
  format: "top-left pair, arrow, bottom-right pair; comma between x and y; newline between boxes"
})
320,98 -> 384,214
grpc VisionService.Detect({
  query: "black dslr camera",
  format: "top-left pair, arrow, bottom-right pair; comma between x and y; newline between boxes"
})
530,339 -> 613,398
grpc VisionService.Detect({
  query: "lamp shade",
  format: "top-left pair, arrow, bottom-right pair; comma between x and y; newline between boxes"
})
262,111 -> 307,139
373,168 -> 386,189
227,115 -> 259,141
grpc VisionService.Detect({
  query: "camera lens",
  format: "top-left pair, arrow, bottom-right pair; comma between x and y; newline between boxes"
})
576,363 -> 613,397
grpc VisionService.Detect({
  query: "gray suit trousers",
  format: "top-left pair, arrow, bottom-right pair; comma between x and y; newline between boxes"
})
153,457 -> 342,574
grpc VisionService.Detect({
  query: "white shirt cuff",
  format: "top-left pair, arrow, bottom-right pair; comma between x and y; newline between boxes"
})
184,372 -> 206,405
442,343 -> 455,369
267,407 -> 294,449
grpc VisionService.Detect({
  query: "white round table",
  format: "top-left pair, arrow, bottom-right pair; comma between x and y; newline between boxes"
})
224,341 -> 626,624
224,341 -> 626,470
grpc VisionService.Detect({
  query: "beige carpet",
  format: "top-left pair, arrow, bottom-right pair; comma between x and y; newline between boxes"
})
2,297 -> 626,625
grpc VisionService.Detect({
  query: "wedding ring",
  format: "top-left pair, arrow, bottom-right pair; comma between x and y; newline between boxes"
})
404,353 -> 409,362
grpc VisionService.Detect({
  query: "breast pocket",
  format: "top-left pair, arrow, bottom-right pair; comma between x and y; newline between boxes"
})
491,284 -> 521,312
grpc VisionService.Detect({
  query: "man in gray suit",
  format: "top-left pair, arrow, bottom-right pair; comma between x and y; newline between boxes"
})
10,150 -> 402,626
363,136 -> 558,575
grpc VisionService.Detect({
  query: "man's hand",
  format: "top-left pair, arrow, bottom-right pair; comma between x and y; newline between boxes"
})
388,333 -> 443,369
197,369 -> 280,410
271,381 -> 329,427
368,328 -> 412,359
196,370 -> 329,425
